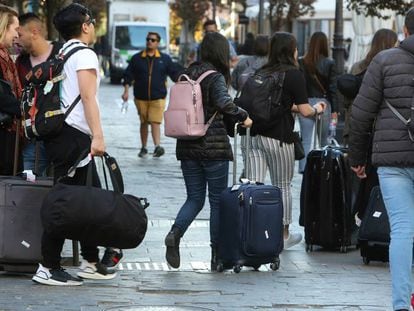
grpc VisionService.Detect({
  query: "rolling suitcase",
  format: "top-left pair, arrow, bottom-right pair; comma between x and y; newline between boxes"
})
0,175 -> 52,272
216,124 -> 283,273
301,116 -> 355,252
358,186 -> 390,264
0,136 -> 79,273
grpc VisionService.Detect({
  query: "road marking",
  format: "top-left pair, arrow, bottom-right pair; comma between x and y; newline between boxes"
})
117,262 -> 273,272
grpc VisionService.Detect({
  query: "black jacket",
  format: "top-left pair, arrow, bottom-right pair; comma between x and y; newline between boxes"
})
123,49 -> 182,100
176,62 -> 248,161
349,35 -> 414,167
299,56 -> 338,113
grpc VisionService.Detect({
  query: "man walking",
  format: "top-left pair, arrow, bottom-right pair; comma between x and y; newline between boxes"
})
349,8 -> 414,311
121,32 -> 181,158
16,13 -> 61,176
32,3 -> 116,286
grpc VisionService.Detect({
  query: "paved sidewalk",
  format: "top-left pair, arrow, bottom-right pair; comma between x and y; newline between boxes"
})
0,81 -> 394,311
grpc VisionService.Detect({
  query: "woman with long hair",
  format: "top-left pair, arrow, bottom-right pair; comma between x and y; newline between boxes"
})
343,28 -> 398,146
245,32 -> 326,249
164,32 -> 252,270
298,31 -> 337,173
0,5 -> 22,175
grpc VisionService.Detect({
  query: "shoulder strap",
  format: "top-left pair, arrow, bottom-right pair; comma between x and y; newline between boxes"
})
196,70 -> 216,84
60,45 -> 91,119
312,72 -> 327,94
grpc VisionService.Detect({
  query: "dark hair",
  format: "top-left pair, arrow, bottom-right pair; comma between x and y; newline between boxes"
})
147,32 -> 160,41
405,7 -> 414,35
203,19 -> 217,31
261,32 -> 298,73
303,31 -> 329,75
364,28 -> 397,66
253,34 -> 269,57
200,32 -> 230,84
53,3 -> 92,41
19,12 -> 41,26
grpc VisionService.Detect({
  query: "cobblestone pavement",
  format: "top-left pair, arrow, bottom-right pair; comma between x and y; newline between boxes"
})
0,80 -> 393,311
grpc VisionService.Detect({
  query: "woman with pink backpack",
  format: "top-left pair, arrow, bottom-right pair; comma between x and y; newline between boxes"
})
164,32 -> 252,271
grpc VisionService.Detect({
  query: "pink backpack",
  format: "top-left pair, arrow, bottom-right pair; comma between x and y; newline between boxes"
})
164,70 -> 217,140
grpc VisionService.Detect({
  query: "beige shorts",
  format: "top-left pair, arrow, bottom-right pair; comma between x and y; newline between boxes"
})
135,99 -> 166,124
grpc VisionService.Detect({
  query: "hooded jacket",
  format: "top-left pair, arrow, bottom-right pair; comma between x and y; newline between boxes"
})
349,35 -> 414,167
176,62 -> 248,161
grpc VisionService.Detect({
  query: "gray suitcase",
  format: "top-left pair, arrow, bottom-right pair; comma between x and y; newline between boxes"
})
0,176 -> 52,272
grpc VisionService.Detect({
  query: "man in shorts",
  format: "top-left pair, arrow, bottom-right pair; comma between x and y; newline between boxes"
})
121,32 -> 182,158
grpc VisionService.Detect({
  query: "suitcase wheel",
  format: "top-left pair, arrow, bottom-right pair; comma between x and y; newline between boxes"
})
340,245 -> 348,253
362,257 -> 370,265
305,244 -> 313,252
233,264 -> 242,273
270,258 -> 280,271
252,264 -> 261,271
216,262 -> 224,273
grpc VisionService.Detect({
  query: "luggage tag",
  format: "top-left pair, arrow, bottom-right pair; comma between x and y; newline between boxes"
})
231,184 -> 240,191
373,211 -> 382,218
44,80 -> 53,95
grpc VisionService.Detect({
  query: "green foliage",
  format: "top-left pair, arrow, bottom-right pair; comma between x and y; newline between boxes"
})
171,0 -> 210,31
346,0 -> 413,19
267,0 -> 316,32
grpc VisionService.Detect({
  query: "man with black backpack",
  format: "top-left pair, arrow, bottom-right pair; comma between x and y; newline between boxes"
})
15,13 -> 62,176
32,3 -> 116,286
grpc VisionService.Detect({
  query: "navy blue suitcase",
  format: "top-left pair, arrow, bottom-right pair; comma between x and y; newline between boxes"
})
216,125 -> 283,273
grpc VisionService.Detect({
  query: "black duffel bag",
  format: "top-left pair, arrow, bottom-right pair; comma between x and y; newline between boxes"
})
41,152 -> 149,249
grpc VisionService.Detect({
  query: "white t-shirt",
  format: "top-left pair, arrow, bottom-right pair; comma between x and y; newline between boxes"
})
60,39 -> 100,136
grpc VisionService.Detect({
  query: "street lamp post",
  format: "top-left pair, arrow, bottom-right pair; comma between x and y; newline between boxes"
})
212,0 -> 217,21
332,0 -> 345,143
258,0 -> 264,33
333,0 -> 345,75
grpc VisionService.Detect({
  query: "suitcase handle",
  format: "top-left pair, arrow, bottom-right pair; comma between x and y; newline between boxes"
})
313,114 -> 322,149
232,123 -> 251,185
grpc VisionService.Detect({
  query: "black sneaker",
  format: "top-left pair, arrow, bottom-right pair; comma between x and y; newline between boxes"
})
101,248 -> 123,269
77,260 -> 117,280
153,146 -> 165,157
32,264 -> 83,286
138,147 -> 148,158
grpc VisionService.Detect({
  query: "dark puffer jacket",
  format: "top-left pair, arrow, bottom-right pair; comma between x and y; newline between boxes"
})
176,62 -> 248,161
349,35 -> 414,167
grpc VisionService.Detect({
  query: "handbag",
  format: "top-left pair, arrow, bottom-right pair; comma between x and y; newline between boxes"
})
293,131 -> 305,160
41,151 -> 149,249
0,111 -> 12,128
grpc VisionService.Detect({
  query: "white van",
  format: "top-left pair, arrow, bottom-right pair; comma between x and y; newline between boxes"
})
109,21 -> 169,84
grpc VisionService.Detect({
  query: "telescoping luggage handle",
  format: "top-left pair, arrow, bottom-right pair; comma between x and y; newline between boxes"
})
232,122 -> 251,185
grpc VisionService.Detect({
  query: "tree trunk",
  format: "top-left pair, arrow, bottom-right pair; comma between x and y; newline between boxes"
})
179,20 -> 195,67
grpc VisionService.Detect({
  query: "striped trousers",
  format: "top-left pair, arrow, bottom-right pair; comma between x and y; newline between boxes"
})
243,135 -> 295,225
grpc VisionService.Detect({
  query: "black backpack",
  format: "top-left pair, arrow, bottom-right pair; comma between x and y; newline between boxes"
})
21,45 -> 89,140
235,71 -> 286,133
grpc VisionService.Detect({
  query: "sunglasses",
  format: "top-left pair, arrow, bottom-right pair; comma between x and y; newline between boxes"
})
85,17 -> 96,26
146,38 -> 158,43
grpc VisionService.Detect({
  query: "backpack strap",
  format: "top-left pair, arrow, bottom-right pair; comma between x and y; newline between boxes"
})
59,44 -> 93,120
198,70 -> 218,127
196,70 -> 216,84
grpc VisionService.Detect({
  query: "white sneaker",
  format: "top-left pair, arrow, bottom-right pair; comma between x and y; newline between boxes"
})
284,232 -> 302,249
77,260 -> 117,280
32,264 -> 83,286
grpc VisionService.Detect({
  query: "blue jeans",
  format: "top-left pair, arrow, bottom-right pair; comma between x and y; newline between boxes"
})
377,166 -> 414,310
22,140 -> 49,176
298,97 -> 331,173
174,160 -> 229,246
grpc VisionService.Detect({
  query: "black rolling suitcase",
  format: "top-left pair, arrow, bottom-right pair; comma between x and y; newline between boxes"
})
358,186 -> 390,264
216,125 -> 284,273
301,116 -> 355,252
0,175 -> 52,272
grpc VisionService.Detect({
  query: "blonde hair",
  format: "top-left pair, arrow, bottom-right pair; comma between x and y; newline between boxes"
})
0,5 -> 18,44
